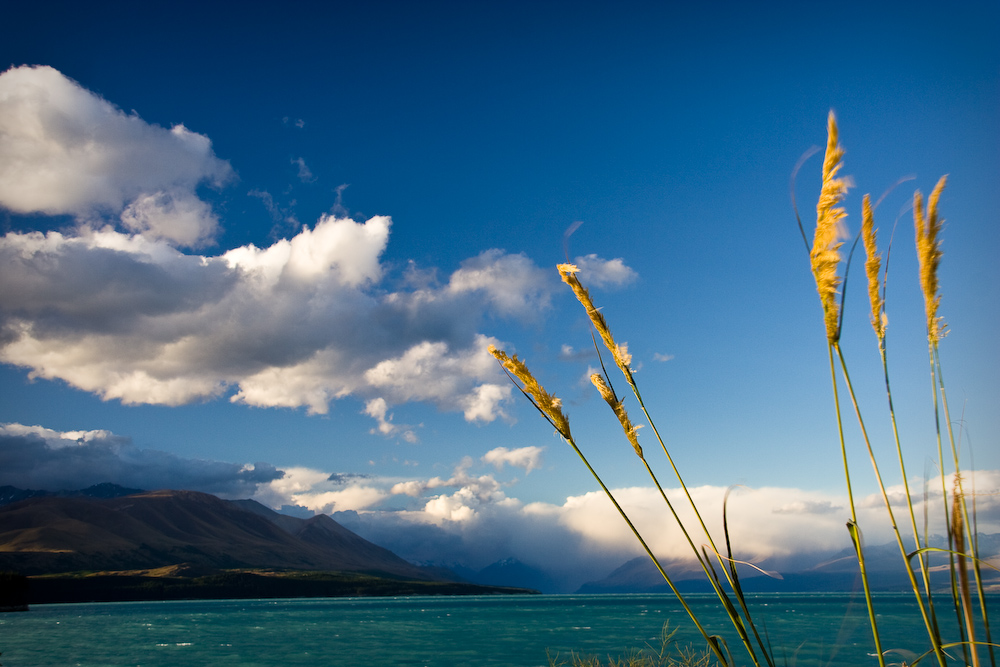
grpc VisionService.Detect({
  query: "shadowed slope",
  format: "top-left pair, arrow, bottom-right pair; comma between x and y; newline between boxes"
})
0,489 -> 431,579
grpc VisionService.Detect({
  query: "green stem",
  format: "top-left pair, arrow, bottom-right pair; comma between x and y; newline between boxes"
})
835,342 -> 944,667
625,378 -> 774,667
638,457 -> 768,667
625,378 -> 741,598
936,347 -> 993,667
878,340 -> 948,667
827,343 -> 885,667
563,435 -> 732,667
928,341 -> 969,666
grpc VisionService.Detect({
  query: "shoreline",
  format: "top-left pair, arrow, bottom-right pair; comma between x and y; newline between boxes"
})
17,568 -> 539,606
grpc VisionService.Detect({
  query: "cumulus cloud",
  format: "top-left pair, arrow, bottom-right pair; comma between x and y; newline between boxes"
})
296,460 -> 1000,590
388,457 -> 506,509
0,423 -> 281,496
572,254 -> 638,288
0,220 -> 541,423
482,445 -> 544,473
120,189 -> 220,246
447,249 -> 552,318
0,65 -> 636,434
364,335 -> 511,422
363,397 -> 417,442
253,465 -> 388,515
0,65 -> 232,247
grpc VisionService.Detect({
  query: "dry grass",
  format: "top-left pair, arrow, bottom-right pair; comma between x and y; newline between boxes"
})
494,114 -> 995,667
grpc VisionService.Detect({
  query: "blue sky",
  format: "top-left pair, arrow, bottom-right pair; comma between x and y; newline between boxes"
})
1,1 -> 997,587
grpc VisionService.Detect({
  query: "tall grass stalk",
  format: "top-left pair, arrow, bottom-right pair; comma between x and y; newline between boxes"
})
862,194 -> 948,667
800,120 -> 996,666
494,113 -> 996,667
561,265 -> 773,667
804,111 -> 885,667
489,346 -> 732,667
915,177 -> 996,666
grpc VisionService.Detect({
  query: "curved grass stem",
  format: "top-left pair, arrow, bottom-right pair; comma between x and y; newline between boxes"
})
564,434 -> 732,667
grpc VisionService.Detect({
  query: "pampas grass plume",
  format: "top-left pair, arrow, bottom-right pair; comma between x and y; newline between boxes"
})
811,111 -> 851,342
862,194 -> 886,341
557,263 -> 633,379
591,372 -> 643,458
488,345 -> 572,441
915,175 -> 948,343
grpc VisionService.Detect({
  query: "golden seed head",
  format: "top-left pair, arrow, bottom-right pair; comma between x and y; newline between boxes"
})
557,264 -> 634,380
811,111 -> 850,343
861,194 -> 885,341
914,175 -> 948,344
590,372 -> 615,403
950,473 -> 964,545
590,372 -> 643,458
488,345 -> 572,440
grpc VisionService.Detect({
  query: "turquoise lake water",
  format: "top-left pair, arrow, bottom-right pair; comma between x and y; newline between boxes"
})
2,593 -> 997,666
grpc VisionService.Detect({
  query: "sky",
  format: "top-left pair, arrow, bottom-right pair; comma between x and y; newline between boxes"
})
1,1 -> 998,590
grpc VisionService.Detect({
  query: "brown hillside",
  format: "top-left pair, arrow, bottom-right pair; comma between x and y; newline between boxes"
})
0,489 -> 431,580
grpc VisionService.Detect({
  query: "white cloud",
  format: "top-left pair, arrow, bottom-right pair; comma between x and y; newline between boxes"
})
384,458 -> 513,525
389,458 -> 503,500
0,65 -> 232,246
364,334 -> 509,421
0,66 -> 635,432
365,397 -> 395,435
10,421 -> 995,593
363,397 -> 418,442
253,466 -> 387,514
120,189 -> 220,247
460,383 -> 511,422
0,220 -> 537,421
572,254 -> 638,288
447,249 -> 552,318
292,157 -> 316,183
0,422 -> 119,448
277,213 -> 390,285
482,445 -> 544,473
329,464 -> 1000,591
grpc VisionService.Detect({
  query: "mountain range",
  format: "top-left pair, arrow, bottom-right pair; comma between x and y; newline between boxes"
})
0,485 -> 440,580
577,535 -> 1000,594
3,485 -> 997,599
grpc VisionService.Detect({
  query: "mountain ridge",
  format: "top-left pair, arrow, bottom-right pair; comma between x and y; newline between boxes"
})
0,487 -> 435,581
576,535 -> 1000,594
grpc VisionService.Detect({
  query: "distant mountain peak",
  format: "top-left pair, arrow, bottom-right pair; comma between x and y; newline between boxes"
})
79,483 -> 146,498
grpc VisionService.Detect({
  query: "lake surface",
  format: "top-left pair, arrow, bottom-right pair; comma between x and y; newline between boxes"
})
2,592 -> 996,666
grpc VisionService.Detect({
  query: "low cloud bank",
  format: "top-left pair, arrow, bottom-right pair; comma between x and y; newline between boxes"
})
303,462 -> 1000,590
0,423 -> 281,497
4,422 -> 998,592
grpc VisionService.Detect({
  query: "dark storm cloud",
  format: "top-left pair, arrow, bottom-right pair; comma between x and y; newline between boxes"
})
0,424 -> 282,497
